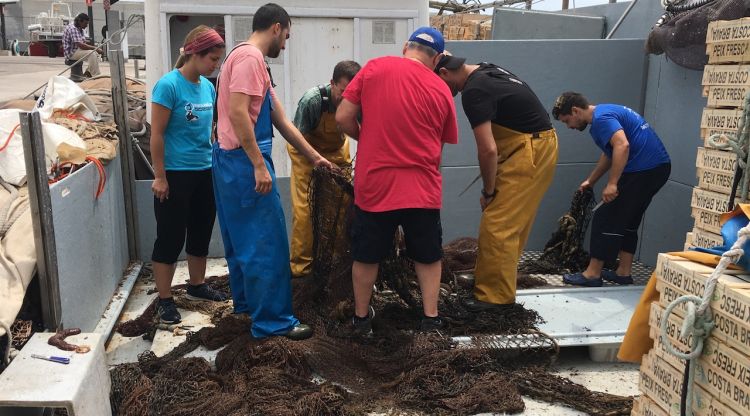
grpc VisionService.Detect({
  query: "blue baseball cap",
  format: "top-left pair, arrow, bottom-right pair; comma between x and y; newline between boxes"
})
409,27 -> 445,54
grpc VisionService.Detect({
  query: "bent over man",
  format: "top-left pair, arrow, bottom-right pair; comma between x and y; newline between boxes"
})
435,54 -> 558,312
552,92 -> 670,287
289,60 -> 361,278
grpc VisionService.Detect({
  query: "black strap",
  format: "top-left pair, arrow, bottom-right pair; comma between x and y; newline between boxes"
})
318,84 -> 333,114
728,164 -> 743,211
212,43 -> 276,137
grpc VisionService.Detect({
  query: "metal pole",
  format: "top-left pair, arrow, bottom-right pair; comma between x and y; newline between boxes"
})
108,47 -> 140,260
606,0 -> 639,39
1,5 -> 7,51
88,5 -> 95,44
19,111 -> 62,331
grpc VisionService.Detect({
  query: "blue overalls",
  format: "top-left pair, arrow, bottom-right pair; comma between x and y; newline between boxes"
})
212,90 -> 299,338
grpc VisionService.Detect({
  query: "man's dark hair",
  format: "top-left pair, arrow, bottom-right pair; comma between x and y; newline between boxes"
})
252,3 -> 291,32
332,60 -> 361,83
552,91 -> 589,120
74,13 -> 90,26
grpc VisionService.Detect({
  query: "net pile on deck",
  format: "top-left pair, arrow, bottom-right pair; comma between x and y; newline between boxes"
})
518,188 -> 596,275
110,168 -> 632,416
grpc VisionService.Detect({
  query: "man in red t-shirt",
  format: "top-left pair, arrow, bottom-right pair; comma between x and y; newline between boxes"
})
336,27 -> 459,334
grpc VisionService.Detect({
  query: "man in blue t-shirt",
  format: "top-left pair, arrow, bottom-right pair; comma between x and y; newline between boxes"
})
552,91 -> 671,287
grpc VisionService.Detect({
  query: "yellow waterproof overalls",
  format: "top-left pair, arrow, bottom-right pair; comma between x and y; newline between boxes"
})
288,92 -> 351,277
473,124 -> 558,304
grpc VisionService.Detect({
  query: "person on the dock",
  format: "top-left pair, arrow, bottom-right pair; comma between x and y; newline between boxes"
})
150,25 -> 228,324
288,60 -> 361,278
62,13 -> 102,77
336,27 -> 458,334
552,92 -> 671,287
434,53 -> 558,312
213,3 -> 333,340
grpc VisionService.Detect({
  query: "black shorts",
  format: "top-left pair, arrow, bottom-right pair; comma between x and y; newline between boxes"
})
351,206 -> 443,264
151,169 -> 216,264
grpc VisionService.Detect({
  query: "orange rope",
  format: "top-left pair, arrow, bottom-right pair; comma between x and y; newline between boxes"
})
48,158 -> 106,199
0,123 -> 20,152
51,109 -> 92,123
86,156 -> 106,199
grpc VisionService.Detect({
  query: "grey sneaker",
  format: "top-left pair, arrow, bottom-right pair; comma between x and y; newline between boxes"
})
420,316 -> 446,332
186,283 -> 228,301
157,297 -> 181,324
351,306 -> 375,337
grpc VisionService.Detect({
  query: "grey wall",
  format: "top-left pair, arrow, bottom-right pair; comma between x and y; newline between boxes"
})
442,39 -> 649,253
50,155 -> 130,331
135,178 -> 293,262
491,8 -> 605,40
559,0 -> 664,39
637,56 -> 704,265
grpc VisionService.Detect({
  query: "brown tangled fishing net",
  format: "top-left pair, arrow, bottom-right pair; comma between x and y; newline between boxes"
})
518,188 -> 596,275
110,167 -> 632,416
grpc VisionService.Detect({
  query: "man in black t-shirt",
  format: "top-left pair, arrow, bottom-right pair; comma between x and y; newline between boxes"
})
435,54 -> 559,312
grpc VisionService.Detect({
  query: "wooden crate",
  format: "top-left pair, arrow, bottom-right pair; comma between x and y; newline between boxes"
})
703,85 -> 750,108
479,22 -> 492,40
652,298 -> 750,363
650,325 -> 687,371
697,168 -> 736,194
702,65 -> 750,87
640,353 -> 683,415
701,108 -> 743,131
632,395 -> 670,416
701,128 -> 737,147
692,207 -> 724,234
694,338 -> 750,414
706,19 -> 750,43
690,227 -> 724,249
691,187 -> 737,216
696,147 -> 739,176
685,232 -> 696,251
707,41 -> 750,65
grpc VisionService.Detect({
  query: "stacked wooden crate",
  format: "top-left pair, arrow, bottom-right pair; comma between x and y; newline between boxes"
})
632,18 -> 750,416
631,253 -> 750,416
429,13 -> 492,40
689,18 -> 750,250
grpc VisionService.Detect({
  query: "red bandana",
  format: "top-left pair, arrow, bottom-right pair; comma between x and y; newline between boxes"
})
183,29 -> 224,55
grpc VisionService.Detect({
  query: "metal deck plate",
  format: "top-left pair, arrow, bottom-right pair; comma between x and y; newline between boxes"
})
515,251 -> 654,346
517,286 -> 645,346
520,250 -> 653,287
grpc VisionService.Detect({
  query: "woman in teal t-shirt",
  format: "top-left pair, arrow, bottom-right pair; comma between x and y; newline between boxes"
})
150,25 -> 226,324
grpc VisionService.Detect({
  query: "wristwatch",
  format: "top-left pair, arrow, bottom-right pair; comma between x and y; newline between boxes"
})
481,188 -> 496,199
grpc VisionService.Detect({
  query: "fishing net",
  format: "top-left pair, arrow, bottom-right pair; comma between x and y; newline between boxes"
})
109,168 -> 633,415
518,188 -> 596,275
646,0 -> 749,70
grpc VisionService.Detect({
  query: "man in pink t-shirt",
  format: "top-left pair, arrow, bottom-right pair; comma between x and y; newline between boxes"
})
336,27 -> 459,334
212,3 -> 332,341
